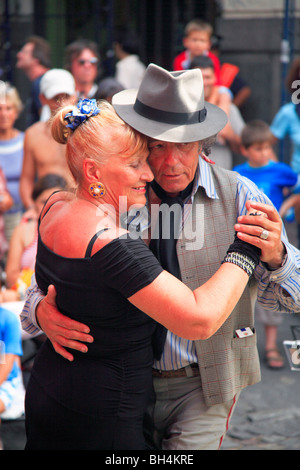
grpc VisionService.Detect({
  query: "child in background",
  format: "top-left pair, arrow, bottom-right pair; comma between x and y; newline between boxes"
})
234,120 -> 298,369
173,18 -> 221,84
3,174 -> 67,301
234,120 -> 297,211
0,306 -> 25,421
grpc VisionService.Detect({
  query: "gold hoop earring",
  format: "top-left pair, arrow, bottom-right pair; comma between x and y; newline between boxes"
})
89,182 -> 106,198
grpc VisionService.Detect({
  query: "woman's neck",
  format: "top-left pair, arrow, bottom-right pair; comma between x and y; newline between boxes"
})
0,128 -> 19,140
76,189 -> 121,229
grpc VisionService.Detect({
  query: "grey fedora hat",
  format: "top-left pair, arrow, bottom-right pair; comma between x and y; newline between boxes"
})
112,63 -> 227,143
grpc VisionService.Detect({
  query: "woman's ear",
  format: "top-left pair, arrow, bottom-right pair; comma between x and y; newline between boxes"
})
83,159 -> 102,183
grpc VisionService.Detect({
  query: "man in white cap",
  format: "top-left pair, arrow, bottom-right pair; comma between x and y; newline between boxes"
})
19,69 -> 76,211
21,64 -> 300,450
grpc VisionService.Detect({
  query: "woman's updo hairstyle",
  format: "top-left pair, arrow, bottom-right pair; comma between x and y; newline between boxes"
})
51,100 -> 148,186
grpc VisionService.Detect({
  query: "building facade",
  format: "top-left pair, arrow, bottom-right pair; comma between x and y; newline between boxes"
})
1,0 -> 299,129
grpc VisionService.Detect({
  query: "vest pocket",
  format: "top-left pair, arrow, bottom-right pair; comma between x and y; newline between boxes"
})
231,331 -> 257,349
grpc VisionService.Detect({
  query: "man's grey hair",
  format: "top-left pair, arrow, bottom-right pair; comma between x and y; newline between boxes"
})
201,135 -> 217,156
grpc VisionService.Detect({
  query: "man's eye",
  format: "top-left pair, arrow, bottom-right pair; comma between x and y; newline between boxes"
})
178,143 -> 191,150
149,144 -> 162,151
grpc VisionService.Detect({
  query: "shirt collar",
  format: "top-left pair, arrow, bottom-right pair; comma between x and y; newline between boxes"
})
192,156 -> 219,200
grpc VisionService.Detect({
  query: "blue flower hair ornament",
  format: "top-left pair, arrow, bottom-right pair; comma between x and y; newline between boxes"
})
64,98 -> 100,131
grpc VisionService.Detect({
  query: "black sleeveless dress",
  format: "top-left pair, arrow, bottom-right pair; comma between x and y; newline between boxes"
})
25,217 -> 163,450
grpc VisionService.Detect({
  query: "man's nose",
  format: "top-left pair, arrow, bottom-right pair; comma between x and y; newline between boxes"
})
163,146 -> 179,166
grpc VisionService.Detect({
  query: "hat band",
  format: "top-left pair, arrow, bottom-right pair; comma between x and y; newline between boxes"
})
134,99 -> 207,125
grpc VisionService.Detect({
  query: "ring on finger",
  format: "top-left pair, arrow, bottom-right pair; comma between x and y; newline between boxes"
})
260,229 -> 269,240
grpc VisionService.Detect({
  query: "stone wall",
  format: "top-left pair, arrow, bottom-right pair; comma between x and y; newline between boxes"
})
217,1 -> 300,124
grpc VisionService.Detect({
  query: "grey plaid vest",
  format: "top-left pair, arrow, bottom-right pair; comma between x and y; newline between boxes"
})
177,165 -> 261,406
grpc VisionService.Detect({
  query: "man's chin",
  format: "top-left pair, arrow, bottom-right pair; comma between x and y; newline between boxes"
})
159,177 -> 188,195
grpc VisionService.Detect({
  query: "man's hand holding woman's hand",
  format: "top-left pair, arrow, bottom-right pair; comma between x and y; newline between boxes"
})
235,200 -> 286,270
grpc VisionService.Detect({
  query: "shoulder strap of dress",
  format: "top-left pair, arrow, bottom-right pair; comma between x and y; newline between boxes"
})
39,191 -> 66,225
85,228 -> 110,258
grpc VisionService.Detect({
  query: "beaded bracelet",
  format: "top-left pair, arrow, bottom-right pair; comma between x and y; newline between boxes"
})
222,252 -> 257,277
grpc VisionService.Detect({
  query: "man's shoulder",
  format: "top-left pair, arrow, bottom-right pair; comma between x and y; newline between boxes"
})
25,120 -> 45,136
173,50 -> 187,69
211,163 -> 238,179
24,122 -> 57,160
233,163 -> 247,172
174,50 -> 186,59
208,164 -> 238,195
275,101 -> 295,117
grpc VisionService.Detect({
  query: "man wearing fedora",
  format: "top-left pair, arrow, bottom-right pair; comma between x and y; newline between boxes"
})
21,64 -> 300,450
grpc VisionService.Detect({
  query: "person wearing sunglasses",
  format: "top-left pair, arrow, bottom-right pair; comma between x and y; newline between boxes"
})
64,39 -> 100,100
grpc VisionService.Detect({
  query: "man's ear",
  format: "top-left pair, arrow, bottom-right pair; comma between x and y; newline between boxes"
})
182,37 -> 190,50
240,145 -> 249,158
39,93 -> 47,106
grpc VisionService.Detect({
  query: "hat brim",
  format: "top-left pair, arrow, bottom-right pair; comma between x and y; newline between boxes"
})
112,88 -> 228,143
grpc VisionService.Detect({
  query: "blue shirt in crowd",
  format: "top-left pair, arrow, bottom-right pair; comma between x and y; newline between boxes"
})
0,307 -> 23,383
270,102 -> 300,175
233,160 -> 298,211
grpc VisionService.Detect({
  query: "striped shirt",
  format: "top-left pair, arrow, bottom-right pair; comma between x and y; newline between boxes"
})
0,132 -> 24,213
21,158 -> 300,364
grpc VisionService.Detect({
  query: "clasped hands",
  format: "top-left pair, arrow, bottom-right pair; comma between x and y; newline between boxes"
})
235,200 -> 286,270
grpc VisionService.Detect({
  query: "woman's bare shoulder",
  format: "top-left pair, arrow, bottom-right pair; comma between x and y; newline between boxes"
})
40,190 -> 73,219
